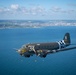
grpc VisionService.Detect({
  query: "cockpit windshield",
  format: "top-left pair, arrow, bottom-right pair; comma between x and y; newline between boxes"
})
22,45 -> 26,48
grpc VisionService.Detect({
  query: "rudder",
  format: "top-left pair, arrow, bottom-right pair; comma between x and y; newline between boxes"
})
63,33 -> 71,46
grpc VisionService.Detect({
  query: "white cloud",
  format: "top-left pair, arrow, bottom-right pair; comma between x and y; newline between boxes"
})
11,4 -> 19,10
0,4 -> 76,17
50,6 -> 76,14
21,7 -> 30,15
0,8 -> 3,12
36,6 -> 45,13
4,8 -> 10,12
59,9 -> 76,14
29,6 -> 46,15
0,7 -> 10,13
51,6 -> 61,12
68,4 -> 76,7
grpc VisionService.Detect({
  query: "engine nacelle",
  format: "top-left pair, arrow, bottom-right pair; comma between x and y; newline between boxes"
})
23,52 -> 30,57
39,53 -> 47,58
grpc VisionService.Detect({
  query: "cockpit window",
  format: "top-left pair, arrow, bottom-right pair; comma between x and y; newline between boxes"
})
22,45 -> 26,48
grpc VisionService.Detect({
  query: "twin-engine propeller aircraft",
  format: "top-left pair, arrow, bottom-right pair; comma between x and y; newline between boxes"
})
17,33 -> 76,58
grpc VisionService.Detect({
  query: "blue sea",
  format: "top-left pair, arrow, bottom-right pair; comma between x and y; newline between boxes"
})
0,21 -> 76,75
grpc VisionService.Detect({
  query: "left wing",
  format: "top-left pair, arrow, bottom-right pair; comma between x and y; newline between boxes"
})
35,46 -> 76,58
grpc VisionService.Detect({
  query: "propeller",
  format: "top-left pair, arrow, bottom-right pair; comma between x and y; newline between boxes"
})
13,48 -> 24,61
13,48 -> 19,52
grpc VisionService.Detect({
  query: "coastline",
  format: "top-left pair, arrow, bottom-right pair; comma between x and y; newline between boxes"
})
0,20 -> 76,29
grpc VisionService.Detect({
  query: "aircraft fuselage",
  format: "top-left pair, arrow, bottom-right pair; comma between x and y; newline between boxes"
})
17,33 -> 76,58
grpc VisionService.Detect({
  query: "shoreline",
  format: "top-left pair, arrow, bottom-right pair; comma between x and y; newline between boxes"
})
0,25 -> 76,30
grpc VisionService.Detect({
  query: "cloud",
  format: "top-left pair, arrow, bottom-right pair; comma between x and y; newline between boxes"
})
29,6 -> 46,15
50,6 -> 76,14
0,4 -> 20,14
21,7 -> 29,14
51,6 -> 61,12
68,4 -> 76,7
0,7 -> 10,13
0,8 -> 3,12
11,4 -> 19,10
0,4 -> 76,17
67,9 -> 75,14
59,9 -> 76,14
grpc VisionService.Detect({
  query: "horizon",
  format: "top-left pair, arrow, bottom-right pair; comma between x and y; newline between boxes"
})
0,19 -> 76,21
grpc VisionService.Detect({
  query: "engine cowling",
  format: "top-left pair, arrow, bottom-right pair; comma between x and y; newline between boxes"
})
40,54 -> 46,58
38,52 -> 47,58
39,54 -> 46,58
23,52 -> 30,57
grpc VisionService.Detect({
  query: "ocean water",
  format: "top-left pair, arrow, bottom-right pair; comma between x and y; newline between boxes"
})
0,26 -> 76,75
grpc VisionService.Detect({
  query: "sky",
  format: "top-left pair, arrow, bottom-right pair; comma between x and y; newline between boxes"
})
0,0 -> 76,20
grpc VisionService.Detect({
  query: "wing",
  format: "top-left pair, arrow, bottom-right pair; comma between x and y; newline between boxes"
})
35,46 -> 76,58
18,46 -> 76,58
56,46 -> 76,52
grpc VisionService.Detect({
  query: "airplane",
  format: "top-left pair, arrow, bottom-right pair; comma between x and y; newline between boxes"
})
17,33 -> 76,58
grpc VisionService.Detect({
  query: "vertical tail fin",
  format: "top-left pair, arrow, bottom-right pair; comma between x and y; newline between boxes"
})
63,33 -> 71,46
57,33 -> 71,49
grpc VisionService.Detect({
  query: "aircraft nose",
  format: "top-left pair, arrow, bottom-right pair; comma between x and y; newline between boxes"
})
16,49 -> 21,53
17,48 -> 27,55
16,49 -> 23,56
